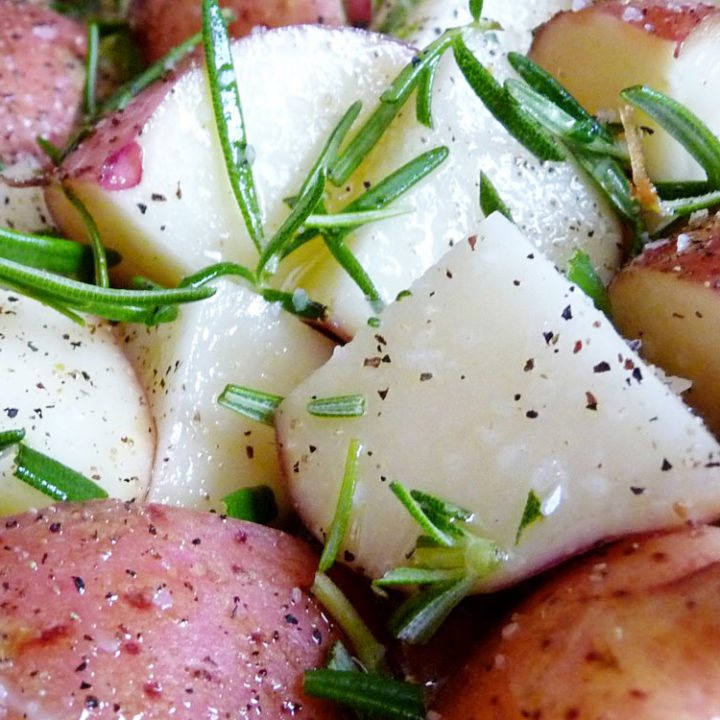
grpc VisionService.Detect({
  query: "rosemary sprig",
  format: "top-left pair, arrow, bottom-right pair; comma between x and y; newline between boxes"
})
621,85 -> 720,187
0,226 -> 118,278
0,257 -> 214,325
0,428 -> 25,452
202,0 -> 265,254
307,395 -> 366,418
452,34 -> 564,163
374,482 -> 503,644
255,101 -> 362,278
479,171 -> 512,220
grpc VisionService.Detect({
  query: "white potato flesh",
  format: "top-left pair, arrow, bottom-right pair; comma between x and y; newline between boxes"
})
48,22 -> 621,340
118,278 -> 335,515
0,291 -> 154,514
276,214 -> 720,590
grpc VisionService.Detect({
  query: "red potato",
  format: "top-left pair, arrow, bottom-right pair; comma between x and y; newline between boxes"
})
0,0 -> 86,165
529,0 -> 720,181
0,500 -> 342,719
609,213 -> 720,437
129,0 -> 348,62
434,525 -> 720,720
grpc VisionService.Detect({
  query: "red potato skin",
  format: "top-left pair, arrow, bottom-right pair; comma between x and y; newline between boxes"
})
129,0 -> 348,63
0,500 -> 343,719
0,0 -> 86,165
433,526 -> 720,720
599,0 -> 716,45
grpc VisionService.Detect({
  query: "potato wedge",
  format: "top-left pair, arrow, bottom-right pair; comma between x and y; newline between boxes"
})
119,278 -> 335,516
434,526 -> 720,720
0,290 -> 154,515
0,499 -> 341,719
276,213 -> 720,590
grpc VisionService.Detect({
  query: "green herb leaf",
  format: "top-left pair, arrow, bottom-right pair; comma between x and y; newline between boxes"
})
84,22 -> 100,117
507,52 -> 612,143
479,171 -> 513,220
307,395 -> 366,418
0,257 -> 214,325
621,85 -> 720,187
655,180 -> 713,200
373,566 -> 465,587
390,482 -> 455,547
515,489 -> 542,543
260,287 -> 327,320
100,30 -> 202,115
218,384 -> 282,425
566,249 -> 611,317
222,485 -> 278,525
0,226 -> 119,278
469,0 -> 484,22
14,444 -> 108,502
304,670 -> 425,720
62,185 -> 110,288
304,207 -> 411,229
388,573 -> 477,644
452,34 -> 564,163
415,56 -> 440,128
318,438 -> 362,572
312,572 -> 386,673
330,29 -> 458,185
0,428 -> 25,452
256,101 -> 361,278
202,0 -> 265,253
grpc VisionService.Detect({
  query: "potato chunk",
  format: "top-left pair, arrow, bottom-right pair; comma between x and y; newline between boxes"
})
0,500 -> 341,719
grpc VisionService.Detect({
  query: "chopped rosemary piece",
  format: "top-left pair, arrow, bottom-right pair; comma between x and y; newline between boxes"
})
0,428 -> 25,452
14,444 -> 108,502
311,572 -> 386,672
660,190 -> 720,223
655,180 -> 713,200
567,249 -> 611,317
516,489 -> 542,543
222,485 -> 278,525
0,226 -> 118,278
621,85 -> 720,188
318,438 -> 362,572
304,670 -> 425,720
479,171 -> 513,220
452,34 -> 564,163
178,261 -> 256,288
307,395 -> 366,418
62,186 -> 109,288
375,482 -> 502,643
202,0 -> 265,253
218,385 -> 283,425
84,22 -> 100,117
